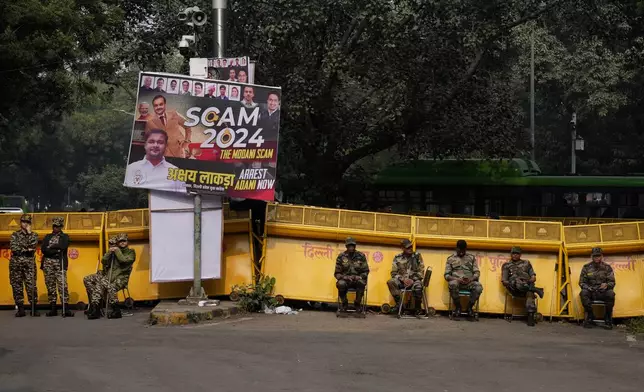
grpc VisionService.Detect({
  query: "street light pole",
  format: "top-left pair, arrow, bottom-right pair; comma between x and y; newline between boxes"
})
187,0 -> 227,303
571,113 -> 577,174
213,0 -> 227,58
530,28 -> 535,161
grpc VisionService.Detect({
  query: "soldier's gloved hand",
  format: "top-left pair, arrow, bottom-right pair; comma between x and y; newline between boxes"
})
599,283 -> 608,291
461,277 -> 471,284
403,278 -> 413,287
342,275 -> 351,281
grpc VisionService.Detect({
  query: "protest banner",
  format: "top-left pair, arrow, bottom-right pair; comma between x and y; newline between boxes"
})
189,56 -> 253,83
124,72 -> 281,201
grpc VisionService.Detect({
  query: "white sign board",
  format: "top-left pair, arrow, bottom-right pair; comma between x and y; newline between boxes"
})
149,190 -> 223,282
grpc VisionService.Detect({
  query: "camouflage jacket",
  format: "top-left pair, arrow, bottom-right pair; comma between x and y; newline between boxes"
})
390,252 -> 425,281
10,230 -> 38,260
102,247 -> 136,281
501,259 -> 535,284
334,251 -> 369,281
42,232 -> 70,270
444,253 -> 479,280
579,261 -> 615,291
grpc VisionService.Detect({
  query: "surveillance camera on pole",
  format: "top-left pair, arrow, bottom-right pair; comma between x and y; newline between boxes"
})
178,35 -> 196,56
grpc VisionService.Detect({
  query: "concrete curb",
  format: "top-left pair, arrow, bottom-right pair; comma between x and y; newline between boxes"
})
148,300 -> 242,326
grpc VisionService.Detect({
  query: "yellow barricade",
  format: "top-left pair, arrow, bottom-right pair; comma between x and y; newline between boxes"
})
0,212 -> 104,306
263,204 -> 571,316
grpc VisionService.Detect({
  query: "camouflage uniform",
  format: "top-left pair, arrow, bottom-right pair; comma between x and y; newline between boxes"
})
444,252 -> 483,308
579,247 -> 615,327
41,217 -> 71,316
387,247 -> 425,306
83,233 -> 136,319
501,247 -> 544,314
334,237 -> 369,308
9,214 -> 39,314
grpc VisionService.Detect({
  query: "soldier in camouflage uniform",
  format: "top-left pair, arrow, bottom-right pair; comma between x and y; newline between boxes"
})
41,216 -> 73,317
83,233 -> 136,319
334,237 -> 370,312
501,246 -> 544,327
444,240 -> 483,320
9,214 -> 40,317
579,247 -> 616,329
386,239 -> 425,315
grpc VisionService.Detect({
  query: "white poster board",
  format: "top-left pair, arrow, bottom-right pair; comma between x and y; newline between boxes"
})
149,190 -> 223,282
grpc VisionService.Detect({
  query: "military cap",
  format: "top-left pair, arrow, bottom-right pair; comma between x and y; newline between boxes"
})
345,237 -> 357,246
456,239 -> 467,250
116,233 -> 129,242
401,239 -> 413,249
52,217 -> 64,227
20,214 -> 32,223
591,247 -> 603,256
511,246 -> 522,254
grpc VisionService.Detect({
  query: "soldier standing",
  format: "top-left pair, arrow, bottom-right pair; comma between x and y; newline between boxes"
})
386,239 -> 425,316
41,216 -> 73,317
501,246 -> 544,327
83,233 -> 136,319
444,240 -> 483,320
579,247 -> 616,329
334,237 -> 369,312
9,214 -> 40,317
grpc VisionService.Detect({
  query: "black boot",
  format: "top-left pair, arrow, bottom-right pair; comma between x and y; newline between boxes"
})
62,305 -> 74,318
15,304 -> 26,317
108,304 -> 122,319
452,300 -> 461,321
86,303 -> 101,320
604,308 -> 613,330
533,287 -> 544,299
46,303 -> 58,317
466,302 -> 477,321
527,312 -> 535,327
30,304 -> 40,317
583,308 -> 595,328
414,297 -> 423,318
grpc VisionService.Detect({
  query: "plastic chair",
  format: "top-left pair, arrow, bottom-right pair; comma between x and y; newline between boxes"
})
503,290 -> 542,323
336,287 -> 368,318
448,289 -> 480,321
396,268 -> 435,319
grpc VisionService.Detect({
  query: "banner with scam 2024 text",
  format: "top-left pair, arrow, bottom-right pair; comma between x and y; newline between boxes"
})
124,72 -> 281,200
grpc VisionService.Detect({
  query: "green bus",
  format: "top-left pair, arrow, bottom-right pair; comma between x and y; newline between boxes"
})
369,159 -> 644,219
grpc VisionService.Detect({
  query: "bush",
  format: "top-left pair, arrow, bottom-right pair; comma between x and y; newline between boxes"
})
231,275 -> 277,313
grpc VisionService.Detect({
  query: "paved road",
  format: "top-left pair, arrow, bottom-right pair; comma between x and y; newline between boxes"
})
0,308 -> 642,392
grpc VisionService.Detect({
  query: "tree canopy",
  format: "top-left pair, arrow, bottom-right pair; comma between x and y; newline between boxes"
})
2,0 -> 644,209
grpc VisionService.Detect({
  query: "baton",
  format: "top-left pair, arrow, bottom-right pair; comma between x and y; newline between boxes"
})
60,250 -> 66,317
105,254 -> 115,317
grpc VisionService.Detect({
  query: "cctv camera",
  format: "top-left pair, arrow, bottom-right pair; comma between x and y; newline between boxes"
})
178,11 -> 188,21
192,10 -> 207,26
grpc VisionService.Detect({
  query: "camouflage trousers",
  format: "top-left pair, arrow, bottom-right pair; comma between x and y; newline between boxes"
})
9,257 -> 38,305
42,258 -> 70,304
387,278 -> 423,299
83,272 -> 128,306
448,280 -> 483,303
507,282 -> 537,313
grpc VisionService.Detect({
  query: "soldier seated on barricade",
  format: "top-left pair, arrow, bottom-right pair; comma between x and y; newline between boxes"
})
83,233 -> 136,320
579,247 -> 616,330
386,239 -> 425,317
334,237 -> 369,312
501,246 -> 544,327
444,240 -> 483,321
